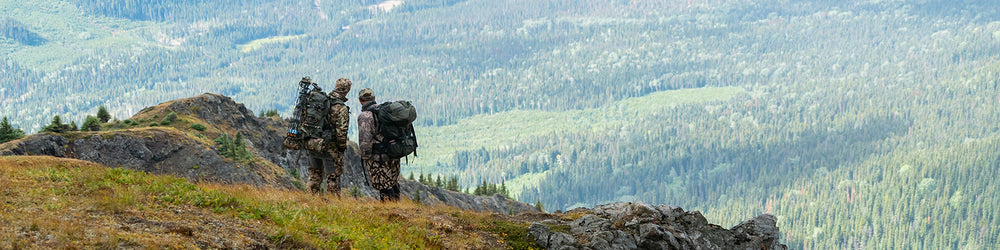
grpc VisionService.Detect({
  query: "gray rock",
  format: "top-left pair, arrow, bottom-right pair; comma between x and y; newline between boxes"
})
730,214 -> 786,250
570,214 -> 612,234
527,202 -> 787,250
529,223 -> 554,248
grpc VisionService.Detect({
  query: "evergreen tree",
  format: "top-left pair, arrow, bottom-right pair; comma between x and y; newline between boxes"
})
97,106 -> 111,123
413,189 -> 422,204
0,117 -> 25,143
535,199 -> 545,212
408,171 -> 414,181
215,132 -> 252,162
41,115 -> 70,133
82,115 -> 101,131
447,176 -> 459,191
69,121 -> 78,131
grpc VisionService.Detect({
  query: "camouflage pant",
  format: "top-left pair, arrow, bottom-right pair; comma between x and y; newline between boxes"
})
307,149 -> 344,195
364,159 -> 401,191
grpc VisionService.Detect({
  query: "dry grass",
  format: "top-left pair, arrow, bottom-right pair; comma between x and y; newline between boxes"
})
0,156 -> 541,249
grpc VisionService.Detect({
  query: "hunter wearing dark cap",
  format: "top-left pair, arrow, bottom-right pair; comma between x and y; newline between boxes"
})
357,88 -> 402,201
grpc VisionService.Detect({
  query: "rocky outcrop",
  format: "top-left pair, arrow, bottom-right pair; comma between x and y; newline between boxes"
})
399,179 -> 538,214
529,202 -> 786,250
0,128 -> 296,189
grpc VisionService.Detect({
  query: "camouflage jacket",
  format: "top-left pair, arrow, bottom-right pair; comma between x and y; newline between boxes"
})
328,93 -> 350,150
358,101 -> 391,162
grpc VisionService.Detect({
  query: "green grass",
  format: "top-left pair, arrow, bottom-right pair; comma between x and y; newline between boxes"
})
0,156 -> 530,249
410,86 -> 744,192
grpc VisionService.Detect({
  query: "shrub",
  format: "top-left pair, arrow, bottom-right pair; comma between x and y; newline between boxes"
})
190,123 -> 207,131
160,112 -> 178,125
82,115 -> 102,131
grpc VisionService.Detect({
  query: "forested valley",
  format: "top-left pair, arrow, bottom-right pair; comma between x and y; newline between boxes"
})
4,0 -> 1000,248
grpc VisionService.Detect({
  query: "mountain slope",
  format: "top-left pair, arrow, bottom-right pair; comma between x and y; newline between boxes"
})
0,156 -> 786,249
0,156 -> 528,249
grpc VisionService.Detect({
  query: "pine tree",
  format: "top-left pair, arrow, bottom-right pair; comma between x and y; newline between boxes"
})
97,106 -> 111,123
447,176 -> 459,191
69,121 -> 78,131
41,115 -> 69,133
408,171 -> 415,181
413,189 -> 422,204
535,199 -> 545,212
0,117 -> 25,143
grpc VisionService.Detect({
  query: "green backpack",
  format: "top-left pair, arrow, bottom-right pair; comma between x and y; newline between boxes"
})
365,100 -> 418,159
298,88 -> 343,142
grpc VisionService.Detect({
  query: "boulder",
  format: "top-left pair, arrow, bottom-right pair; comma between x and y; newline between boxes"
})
529,202 -> 787,250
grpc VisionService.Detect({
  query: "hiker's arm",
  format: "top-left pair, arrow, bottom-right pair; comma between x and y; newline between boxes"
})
358,112 -> 375,160
333,105 -> 350,150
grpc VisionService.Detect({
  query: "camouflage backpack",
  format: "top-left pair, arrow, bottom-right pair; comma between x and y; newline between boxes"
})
299,88 -> 343,142
365,100 -> 418,159
284,85 -> 344,151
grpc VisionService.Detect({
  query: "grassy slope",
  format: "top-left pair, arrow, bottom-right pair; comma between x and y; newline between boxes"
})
411,86 -> 745,193
0,156 -> 542,249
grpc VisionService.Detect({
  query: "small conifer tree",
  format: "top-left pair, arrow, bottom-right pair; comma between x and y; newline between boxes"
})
97,106 -> 111,123
0,117 -> 25,143
42,115 -> 69,133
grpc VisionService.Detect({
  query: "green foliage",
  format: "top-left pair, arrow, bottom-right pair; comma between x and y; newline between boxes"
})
41,115 -> 70,133
349,185 -> 362,198
534,199 -> 545,213
81,115 -> 101,131
190,123 -> 207,131
485,221 -> 543,250
0,116 -> 25,143
96,106 -> 111,123
413,189 -> 421,204
160,112 -> 178,125
214,132 -> 253,162
260,109 -> 279,118
473,180 -> 510,198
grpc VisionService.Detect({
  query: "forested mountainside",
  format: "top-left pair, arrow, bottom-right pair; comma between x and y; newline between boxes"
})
4,0 -> 1000,248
